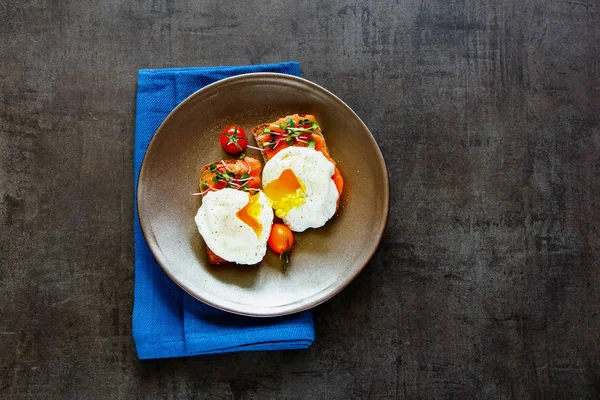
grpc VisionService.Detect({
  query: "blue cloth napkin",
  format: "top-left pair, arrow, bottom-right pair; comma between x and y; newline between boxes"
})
132,62 -> 315,359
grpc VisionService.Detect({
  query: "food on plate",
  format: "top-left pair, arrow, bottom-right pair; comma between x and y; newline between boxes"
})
195,114 -> 344,267
195,157 -> 273,265
262,146 -> 339,232
195,189 -> 273,265
220,125 -> 247,154
199,157 -> 261,194
268,223 -> 295,270
251,114 -> 343,197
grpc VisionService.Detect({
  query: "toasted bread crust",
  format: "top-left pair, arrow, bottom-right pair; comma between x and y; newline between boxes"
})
250,123 -> 272,163
198,157 -> 262,265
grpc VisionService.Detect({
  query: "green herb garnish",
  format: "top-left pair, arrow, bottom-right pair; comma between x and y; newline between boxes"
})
215,171 -> 232,182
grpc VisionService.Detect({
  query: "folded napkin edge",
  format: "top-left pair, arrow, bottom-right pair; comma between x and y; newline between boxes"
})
136,339 -> 314,360
134,324 -> 315,346
138,61 -> 300,75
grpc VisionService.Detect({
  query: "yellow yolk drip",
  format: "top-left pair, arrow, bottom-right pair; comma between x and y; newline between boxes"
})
236,193 -> 262,237
263,169 -> 306,218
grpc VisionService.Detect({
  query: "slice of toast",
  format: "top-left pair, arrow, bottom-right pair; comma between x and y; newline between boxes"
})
251,114 -> 333,163
198,157 -> 262,265
251,114 -> 343,209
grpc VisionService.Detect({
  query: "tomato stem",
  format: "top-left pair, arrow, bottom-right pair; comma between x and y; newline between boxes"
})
279,238 -> 296,271
223,125 -> 246,152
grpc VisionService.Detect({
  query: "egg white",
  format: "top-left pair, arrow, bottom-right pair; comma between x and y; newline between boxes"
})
262,146 -> 339,232
194,189 -> 273,264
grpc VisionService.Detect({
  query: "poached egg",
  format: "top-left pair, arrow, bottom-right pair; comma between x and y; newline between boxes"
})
262,146 -> 339,232
194,188 -> 273,264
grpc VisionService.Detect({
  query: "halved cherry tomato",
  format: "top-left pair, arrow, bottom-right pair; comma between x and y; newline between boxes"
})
268,223 -> 294,253
220,125 -> 247,154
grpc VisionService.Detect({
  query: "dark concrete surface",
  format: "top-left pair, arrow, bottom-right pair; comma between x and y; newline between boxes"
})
1,0 -> 599,398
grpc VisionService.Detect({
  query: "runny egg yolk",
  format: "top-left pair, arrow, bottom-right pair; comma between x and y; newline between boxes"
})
236,193 -> 262,237
263,169 -> 306,218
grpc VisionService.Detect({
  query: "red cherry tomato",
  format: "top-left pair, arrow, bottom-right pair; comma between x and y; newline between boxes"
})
220,125 -> 247,154
268,223 -> 294,254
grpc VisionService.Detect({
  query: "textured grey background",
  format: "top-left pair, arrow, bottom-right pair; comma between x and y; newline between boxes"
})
1,0 -> 599,399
